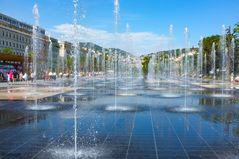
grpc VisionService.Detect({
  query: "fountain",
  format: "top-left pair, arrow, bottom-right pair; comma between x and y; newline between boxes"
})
190,37 -> 205,91
32,3 -> 40,84
169,24 -> 173,79
210,42 -> 216,82
105,0 -> 136,112
26,3 -> 60,111
160,25 -> 181,97
183,27 -> 189,102
210,25 -> 233,98
48,36 -> 53,74
24,46 -> 29,75
147,54 -> 156,82
221,25 -> 227,87
230,38 -> 235,87
73,1 -> 79,158
118,55 -> 136,96
28,3 -> 41,110
197,38 -> 203,80
180,49 -> 184,77
167,28 -> 202,113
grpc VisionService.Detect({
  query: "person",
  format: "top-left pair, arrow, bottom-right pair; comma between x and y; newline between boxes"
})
13,71 -> 18,83
23,73 -> 28,85
59,72 -> 63,78
53,72 -> 56,80
0,72 -> 3,81
19,72 -> 23,81
49,71 -> 52,80
7,72 -> 10,84
9,71 -> 13,83
23,72 -> 28,81
231,73 -> 234,83
44,70 -> 48,81
235,76 -> 239,82
30,72 -> 35,82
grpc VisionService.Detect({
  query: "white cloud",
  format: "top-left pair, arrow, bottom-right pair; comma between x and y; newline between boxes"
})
49,23 -> 170,56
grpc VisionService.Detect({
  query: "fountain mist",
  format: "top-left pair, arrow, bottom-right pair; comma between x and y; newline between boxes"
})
211,42 -> 216,81
184,27 -> 189,109
73,0 -> 79,158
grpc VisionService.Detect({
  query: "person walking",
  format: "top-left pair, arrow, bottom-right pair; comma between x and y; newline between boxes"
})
19,72 -> 23,81
23,73 -> 28,85
30,72 -> 35,82
7,72 -> 10,84
9,71 -> 13,83
13,71 -> 18,83
0,72 -> 3,81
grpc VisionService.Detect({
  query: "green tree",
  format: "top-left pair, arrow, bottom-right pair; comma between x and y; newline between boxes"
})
141,55 -> 150,79
226,26 -> 236,74
202,35 -> 220,76
2,48 -> 13,54
28,51 -> 33,58
66,55 -> 73,73
234,22 -> 239,74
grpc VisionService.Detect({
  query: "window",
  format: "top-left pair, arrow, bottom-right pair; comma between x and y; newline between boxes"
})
6,32 -> 8,37
2,31 -> 4,37
2,41 -> 4,46
13,43 -> 15,47
9,33 -> 11,38
9,42 -> 11,47
16,44 -> 18,48
13,34 -> 15,39
6,41 -> 8,46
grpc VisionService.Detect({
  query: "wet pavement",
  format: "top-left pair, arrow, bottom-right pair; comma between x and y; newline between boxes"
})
0,78 -> 239,159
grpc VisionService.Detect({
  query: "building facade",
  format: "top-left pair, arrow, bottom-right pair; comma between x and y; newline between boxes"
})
0,12 -> 46,56
0,12 -> 76,75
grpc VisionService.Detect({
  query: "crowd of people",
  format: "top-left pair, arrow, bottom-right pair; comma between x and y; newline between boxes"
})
0,71 -> 36,85
0,69 -> 61,84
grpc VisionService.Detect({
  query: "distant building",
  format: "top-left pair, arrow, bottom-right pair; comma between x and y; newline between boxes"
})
0,12 -> 74,74
0,12 -> 45,56
59,41 -> 72,58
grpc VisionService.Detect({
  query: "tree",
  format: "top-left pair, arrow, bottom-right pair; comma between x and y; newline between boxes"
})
202,35 -> 220,76
28,51 -> 33,58
234,22 -> 239,38
233,22 -> 239,74
141,55 -> 150,79
66,55 -> 73,73
226,26 -> 236,75
2,48 -> 13,55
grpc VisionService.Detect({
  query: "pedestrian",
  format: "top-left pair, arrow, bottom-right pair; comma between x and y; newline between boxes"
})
30,72 -> 34,82
19,72 -> 23,81
7,72 -> 10,84
0,72 -> 3,81
13,71 -> 18,82
9,71 -> 13,83
23,73 -> 28,85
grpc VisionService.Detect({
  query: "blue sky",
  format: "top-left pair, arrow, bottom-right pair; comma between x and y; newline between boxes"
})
0,0 -> 239,55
